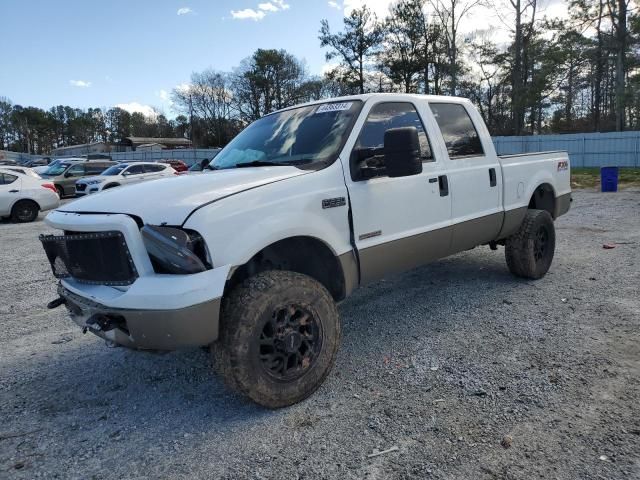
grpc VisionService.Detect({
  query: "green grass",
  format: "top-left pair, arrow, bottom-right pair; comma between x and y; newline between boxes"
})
571,167 -> 640,189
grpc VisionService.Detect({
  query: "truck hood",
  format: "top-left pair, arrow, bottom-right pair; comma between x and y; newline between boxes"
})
58,166 -> 308,225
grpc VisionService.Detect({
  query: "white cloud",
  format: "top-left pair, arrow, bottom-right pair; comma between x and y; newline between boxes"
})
175,83 -> 191,93
69,80 -> 91,88
157,89 -> 169,101
177,7 -> 193,15
231,0 -> 289,20
258,2 -> 278,12
328,1 -> 341,10
272,0 -> 290,10
115,102 -> 157,118
231,8 -> 266,20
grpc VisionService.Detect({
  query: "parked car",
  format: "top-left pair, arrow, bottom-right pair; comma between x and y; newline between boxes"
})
1,166 -> 42,179
0,168 -> 59,222
74,161 -> 177,196
22,158 -> 49,168
41,94 -> 571,408
0,160 -> 18,166
33,159 -> 63,175
40,160 -> 115,197
157,159 -> 188,172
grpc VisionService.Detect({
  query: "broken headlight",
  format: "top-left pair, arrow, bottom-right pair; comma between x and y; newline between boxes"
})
141,225 -> 212,274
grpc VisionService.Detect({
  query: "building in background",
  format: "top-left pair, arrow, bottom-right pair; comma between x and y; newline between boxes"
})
119,137 -> 192,151
51,142 -> 112,157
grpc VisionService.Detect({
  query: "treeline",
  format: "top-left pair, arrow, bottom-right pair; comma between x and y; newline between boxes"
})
0,100 -> 190,155
1,0 -> 639,153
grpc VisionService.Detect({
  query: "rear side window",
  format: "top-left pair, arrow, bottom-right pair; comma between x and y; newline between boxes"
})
355,102 -> 433,161
0,173 -> 18,185
144,164 -> 165,173
430,103 -> 484,158
126,165 -> 145,175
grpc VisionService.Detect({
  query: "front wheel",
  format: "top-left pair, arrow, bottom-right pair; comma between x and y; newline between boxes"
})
212,270 -> 341,408
505,209 -> 555,279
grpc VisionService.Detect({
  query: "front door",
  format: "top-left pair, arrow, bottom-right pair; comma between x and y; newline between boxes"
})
63,163 -> 86,195
342,99 -> 452,284
428,102 -> 502,252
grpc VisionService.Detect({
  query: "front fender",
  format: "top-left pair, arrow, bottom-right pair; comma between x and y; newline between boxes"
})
183,163 -> 353,268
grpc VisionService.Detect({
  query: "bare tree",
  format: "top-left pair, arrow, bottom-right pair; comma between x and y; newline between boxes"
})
427,0 -> 480,94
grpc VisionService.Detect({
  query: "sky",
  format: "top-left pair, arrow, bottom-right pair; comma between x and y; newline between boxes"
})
0,0 -> 566,118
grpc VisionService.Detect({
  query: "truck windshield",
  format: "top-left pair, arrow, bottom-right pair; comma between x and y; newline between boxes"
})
211,100 -> 362,170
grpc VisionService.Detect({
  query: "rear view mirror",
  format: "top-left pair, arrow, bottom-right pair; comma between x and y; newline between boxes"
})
384,127 -> 422,178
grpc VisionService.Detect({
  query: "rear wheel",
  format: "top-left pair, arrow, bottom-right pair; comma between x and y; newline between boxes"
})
55,185 -> 64,198
11,200 -> 39,223
505,209 -> 555,279
212,270 -> 341,408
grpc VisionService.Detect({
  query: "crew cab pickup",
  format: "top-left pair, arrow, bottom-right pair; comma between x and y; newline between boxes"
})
40,94 -> 571,408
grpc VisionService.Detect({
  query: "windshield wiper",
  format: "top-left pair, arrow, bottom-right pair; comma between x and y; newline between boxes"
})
235,160 -> 294,168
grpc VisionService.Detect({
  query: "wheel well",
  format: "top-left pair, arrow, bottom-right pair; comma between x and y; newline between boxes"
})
528,183 -> 556,218
103,183 -> 120,189
226,237 -> 346,301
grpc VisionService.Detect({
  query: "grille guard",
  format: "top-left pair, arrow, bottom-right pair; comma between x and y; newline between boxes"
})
40,231 -> 139,286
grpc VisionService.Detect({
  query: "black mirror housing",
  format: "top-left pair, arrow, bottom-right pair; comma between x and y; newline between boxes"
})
384,127 -> 422,178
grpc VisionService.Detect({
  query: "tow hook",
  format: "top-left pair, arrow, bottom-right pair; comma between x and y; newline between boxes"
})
47,297 -> 66,309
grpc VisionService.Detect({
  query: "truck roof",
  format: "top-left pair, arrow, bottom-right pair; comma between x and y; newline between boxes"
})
270,92 -> 472,115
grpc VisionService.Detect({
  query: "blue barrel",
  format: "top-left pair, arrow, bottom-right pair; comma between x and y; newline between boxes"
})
600,167 -> 619,192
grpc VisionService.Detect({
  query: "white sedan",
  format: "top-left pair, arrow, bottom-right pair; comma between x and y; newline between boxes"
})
2,166 -> 43,179
74,162 -> 177,196
0,168 -> 60,222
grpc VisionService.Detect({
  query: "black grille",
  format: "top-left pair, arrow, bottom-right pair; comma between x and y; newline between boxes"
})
40,231 -> 138,286
75,183 -> 87,192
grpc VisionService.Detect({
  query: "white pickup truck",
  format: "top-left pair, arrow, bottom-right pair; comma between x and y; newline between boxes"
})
41,94 -> 571,408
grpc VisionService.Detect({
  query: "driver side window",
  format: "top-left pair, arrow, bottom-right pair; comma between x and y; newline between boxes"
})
67,164 -> 85,177
351,102 -> 432,181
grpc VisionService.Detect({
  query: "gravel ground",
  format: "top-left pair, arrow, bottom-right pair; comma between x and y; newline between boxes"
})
1,189 -> 639,480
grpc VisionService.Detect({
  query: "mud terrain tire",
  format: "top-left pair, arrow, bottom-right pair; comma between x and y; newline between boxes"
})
212,270 -> 341,408
505,209 -> 556,279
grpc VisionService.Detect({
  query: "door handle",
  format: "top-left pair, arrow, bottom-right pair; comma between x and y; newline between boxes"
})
9,189 -> 19,193
428,177 -> 437,183
438,175 -> 449,197
489,168 -> 497,187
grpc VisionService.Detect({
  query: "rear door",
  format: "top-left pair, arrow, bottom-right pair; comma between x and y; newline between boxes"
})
0,173 -> 21,215
122,164 -> 146,184
143,163 -> 166,180
342,99 -> 452,284
428,102 -> 502,252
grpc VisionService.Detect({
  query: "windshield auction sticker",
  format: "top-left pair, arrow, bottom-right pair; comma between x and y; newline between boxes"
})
315,102 -> 353,114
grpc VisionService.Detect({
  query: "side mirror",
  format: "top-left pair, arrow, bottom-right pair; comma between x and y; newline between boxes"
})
64,172 -> 72,178
383,127 -> 422,178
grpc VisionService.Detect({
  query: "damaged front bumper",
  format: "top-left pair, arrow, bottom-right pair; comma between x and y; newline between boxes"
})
57,280 -> 222,350
58,270 -> 230,350
44,211 -> 230,350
